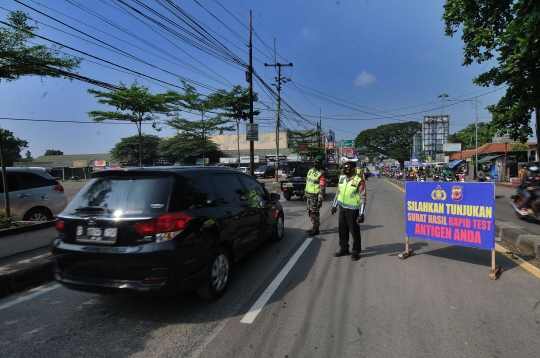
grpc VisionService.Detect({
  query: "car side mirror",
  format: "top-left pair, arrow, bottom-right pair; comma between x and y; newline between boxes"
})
270,192 -> 281,201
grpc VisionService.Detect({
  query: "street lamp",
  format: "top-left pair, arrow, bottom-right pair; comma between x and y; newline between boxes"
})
438,94 -> 449,115
448,98 -> 482,178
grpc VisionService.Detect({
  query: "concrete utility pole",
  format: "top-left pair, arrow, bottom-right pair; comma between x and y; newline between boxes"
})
264,61 -> 293,182
248,11 -> 254,176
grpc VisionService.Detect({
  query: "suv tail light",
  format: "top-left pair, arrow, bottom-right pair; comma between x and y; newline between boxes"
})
132,212 -> 192,239
53,185 -> 65,193
56,218 -> 65,231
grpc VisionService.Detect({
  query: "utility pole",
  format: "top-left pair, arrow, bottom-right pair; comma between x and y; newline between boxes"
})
264,61 -> 293,182
248,11 -> 254,176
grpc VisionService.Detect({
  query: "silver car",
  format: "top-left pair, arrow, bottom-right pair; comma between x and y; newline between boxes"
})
0,167 -> 67,221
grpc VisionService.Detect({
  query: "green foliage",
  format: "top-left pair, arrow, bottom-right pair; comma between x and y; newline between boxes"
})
165,83 -> 234,164
110,134 -> 162,166
44,149 -> 64,156
0,209 -> 19,229
354,121 -> 422,166
288,130 -> 323,160
0,129 -> 29,166
158,132 -> 220,164
443,1 -> 540,143
87,80 -> 184,167
212,85 -> 260,123
509,143 -> 528,151
0,11 -> 82,81
447,122 -> 493,150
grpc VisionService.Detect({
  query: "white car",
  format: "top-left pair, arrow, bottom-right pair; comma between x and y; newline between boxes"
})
0,167 -> 67,221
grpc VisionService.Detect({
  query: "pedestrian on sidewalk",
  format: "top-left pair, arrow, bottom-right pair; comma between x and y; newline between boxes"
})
331,160 -> 366,261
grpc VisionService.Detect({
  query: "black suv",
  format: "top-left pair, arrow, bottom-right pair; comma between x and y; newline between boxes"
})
51,166 -> 284,300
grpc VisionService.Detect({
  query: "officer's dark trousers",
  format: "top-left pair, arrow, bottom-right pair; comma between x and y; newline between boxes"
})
338,206 -> 361,253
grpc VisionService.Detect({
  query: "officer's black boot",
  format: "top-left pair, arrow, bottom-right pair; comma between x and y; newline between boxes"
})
307,226 -> 320,236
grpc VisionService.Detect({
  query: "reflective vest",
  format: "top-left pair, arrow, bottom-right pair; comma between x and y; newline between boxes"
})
356,168 -> 362,176
305,168 -> 323,195
337,174 -> 363,209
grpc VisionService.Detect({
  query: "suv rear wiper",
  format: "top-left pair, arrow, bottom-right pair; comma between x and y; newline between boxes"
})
74,206 -> 112,215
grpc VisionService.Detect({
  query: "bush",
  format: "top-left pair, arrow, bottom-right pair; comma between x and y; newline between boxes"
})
0,209 -> 20,230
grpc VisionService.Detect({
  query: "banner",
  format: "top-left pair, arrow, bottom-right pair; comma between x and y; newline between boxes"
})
405,182 -> 495,250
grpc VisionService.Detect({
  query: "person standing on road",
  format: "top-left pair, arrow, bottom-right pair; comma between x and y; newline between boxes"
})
519,164 -> 527,179
303,156 -> 326,236
331,160 -> 366,261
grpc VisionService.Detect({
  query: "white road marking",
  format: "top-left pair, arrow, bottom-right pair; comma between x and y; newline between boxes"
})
240,238 -> 312,324
0,284 -> 60,311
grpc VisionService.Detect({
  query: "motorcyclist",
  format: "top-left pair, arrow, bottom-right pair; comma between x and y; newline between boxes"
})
517,162 -> 540,214
477,165 -> 488,182
442,167 -> 453,180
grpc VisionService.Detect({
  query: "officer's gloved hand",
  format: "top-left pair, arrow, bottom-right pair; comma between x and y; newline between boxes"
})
317,194 -> 323,208
302,193 -> 307,201
357,214 -> 364,224
331,206 -> 337,216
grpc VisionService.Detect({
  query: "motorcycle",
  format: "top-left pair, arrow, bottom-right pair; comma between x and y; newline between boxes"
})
417,173 -> 426,182
432,173 -> 440,182
442,174 -> 453,182
478,175 -> 492,183
455,173 -> 466,182
396,172 -> 403,180
406,172 -> 415,181
511,188 -> 540,220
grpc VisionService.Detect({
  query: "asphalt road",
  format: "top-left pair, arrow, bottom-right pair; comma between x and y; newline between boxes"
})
1,179 -> 539,357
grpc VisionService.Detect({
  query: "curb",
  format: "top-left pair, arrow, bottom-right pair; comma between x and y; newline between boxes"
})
388,178 -> 540,259
0,251 -> 54,299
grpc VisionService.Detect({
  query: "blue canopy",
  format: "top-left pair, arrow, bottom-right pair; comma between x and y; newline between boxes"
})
406,152 -> 423,167
446,159 -> 465,169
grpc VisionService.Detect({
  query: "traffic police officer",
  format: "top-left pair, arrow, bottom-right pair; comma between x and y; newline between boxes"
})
331,160 -> 366,261
304,156 -> 326,236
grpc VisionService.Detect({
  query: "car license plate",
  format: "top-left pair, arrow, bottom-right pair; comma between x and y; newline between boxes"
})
76,226 -> 117,244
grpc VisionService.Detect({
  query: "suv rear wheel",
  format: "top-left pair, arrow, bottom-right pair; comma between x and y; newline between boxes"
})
197,246 -> 231,300
23,208 -> 52,222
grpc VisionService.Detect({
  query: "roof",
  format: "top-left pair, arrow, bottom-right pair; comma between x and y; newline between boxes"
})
447,159 -> 465,169
449,142 -> 537,160
477,155 -> 502,164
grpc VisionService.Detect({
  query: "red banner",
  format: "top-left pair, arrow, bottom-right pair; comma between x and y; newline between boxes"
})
341,147 -> 354,154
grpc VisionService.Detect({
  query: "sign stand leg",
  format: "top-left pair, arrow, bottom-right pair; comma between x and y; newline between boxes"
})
398,236 -> 414,260
489,249 -> 501,280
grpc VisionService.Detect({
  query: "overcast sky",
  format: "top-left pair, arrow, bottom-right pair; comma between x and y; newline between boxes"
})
0,0 -> 524,157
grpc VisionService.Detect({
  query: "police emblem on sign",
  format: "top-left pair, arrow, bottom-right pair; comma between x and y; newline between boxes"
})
431,185 -> 447,200
451,185 -> 463,201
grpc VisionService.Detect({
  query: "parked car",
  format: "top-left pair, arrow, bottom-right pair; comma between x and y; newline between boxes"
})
237,167 -> 254,177
254,165 -> 275,178
0,167 -> 67,221
51,166 -> 284,300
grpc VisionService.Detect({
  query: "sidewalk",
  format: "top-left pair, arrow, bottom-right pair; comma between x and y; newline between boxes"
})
1,179 -> 536,300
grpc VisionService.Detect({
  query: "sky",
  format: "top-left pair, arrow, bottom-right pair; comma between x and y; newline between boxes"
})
0,0 -> 528,157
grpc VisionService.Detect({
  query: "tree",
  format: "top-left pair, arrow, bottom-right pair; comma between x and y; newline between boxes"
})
443,1 -> 540,143
447,122 -> 493,150
288,129 -> 322,160
158,132 -> 221,164
44,149 -> 64,156
87,80 -> 183,167
110,134 -> 162,166
0,10 -> 81,218
166,83 -> 234,165
212,85 -> 260,167
0,129 -> 28,166
354,121 -> 422,168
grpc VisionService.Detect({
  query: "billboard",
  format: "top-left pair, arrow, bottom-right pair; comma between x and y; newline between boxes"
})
246,123 -> 258,141
405,182 -> 495,250
340,140 -> 354,147
328,130 -> 335,142
423,115 -> 449,152
442,143 -> 462,152
327,141 -> 334,149
341,147 -> 354,154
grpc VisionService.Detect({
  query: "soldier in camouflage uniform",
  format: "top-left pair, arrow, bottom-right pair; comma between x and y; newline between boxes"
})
303,156 -> 326,235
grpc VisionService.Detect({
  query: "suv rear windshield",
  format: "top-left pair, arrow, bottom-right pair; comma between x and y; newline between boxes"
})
64,176 -> 174,216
